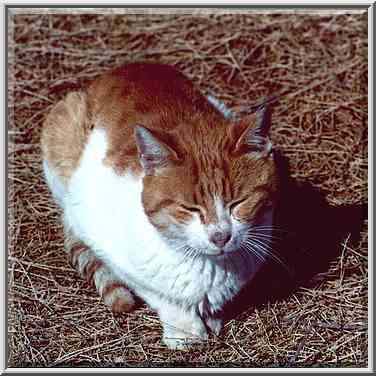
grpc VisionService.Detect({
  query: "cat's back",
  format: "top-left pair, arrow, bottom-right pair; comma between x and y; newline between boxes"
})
87,63 -> 213,131
42,64 -> 186,178
42,62 -> 225,184
87,63 -> 220,172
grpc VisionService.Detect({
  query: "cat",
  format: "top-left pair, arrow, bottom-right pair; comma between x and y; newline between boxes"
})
41,62 -> 279,349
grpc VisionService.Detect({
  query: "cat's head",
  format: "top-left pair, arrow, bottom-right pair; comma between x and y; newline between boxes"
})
134,105 -> 279,257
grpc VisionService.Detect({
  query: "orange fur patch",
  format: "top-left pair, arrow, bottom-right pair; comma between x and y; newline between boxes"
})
41,91 -> 91,184
81,63 -> 278,226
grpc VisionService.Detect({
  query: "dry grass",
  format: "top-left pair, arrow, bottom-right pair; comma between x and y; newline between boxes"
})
8,9 -> 368,368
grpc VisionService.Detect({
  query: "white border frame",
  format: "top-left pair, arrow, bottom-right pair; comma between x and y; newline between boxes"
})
1,1 -> 373,373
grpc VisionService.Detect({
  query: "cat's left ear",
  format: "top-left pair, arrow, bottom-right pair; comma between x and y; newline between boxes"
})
134,125 -> 179,174
231,105 -> 272,158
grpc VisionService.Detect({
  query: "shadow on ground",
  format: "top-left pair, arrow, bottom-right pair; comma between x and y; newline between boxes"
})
221,151 -> 367,321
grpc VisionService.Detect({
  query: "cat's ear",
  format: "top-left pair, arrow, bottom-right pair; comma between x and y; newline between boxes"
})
231,105 -> 272,157
134,125 -> 179,174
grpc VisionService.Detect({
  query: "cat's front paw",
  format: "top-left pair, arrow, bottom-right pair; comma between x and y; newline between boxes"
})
162,325 -> 208,350
205,316 -> 223,336
159,305 -> 208,350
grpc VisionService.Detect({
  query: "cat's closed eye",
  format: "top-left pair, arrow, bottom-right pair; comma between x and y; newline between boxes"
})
180,204 -> 203,215
228,198 -> 248,214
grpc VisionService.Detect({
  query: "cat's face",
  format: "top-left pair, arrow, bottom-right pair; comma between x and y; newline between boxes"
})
136,107 -> 278,257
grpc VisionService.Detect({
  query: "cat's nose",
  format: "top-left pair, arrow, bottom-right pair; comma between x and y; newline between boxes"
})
210,231 -> 231,248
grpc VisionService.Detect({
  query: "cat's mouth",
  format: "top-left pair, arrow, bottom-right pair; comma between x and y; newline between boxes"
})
203,248 -> 242,262
200,243 -> 239,258
205,249 -> 225,257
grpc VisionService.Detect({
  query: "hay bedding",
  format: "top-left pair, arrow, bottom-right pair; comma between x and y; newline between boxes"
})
8,10 -> 368,367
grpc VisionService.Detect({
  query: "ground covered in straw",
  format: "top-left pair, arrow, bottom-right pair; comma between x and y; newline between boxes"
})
8,9 -> 368,368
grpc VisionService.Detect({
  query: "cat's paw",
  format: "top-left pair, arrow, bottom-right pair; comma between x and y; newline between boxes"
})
102,284 -> 135,313
158,303 -> 209,350
163,326 -> 208,350
161,313 -> 208,350
163,336 -> 206,350
205,316 -> 223,336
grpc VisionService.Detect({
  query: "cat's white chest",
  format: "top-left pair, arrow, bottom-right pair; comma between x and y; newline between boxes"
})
63,128 -> 254,312
64,129 -> 170,277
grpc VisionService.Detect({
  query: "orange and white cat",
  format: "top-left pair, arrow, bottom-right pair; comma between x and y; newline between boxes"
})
41,63 -> 278,349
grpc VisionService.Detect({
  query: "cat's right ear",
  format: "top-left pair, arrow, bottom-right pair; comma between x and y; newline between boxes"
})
134,125 -> 179,174
231,105 -> 272,158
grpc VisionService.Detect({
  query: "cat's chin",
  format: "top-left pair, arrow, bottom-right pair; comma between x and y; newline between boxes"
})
204,249 -> 225,257
189,242 -> 241,258
205,253 -> 226,261
202,247 -> 238,259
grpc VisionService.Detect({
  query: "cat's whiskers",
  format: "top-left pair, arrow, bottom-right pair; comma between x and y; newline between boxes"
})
248,225 -> 289,233
238,244 -> 264,267
239,243 -> 267,264
242,234 -> 292,275
247,232 -> 280,244
188,247 -> 201,264
245,238 -> 281,263
177,245 -> 196,263
243,241 -> 277,270
246,224 -> 289,241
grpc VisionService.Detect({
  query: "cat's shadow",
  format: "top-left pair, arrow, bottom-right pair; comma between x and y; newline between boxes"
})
220,151 -> 367,322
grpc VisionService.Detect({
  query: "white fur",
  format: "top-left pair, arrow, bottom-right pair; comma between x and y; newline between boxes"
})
46,128 -> 272,348
207,95 -> 233,118
185,213 -> 214,253
43,160 -> 66,207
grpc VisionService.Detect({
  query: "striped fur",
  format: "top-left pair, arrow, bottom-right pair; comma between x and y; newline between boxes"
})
64,229 -> 135,313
